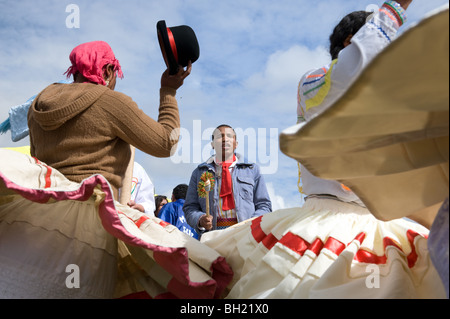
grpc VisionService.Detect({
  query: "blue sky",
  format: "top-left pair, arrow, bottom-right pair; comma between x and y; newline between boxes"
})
1,0 -> 448,210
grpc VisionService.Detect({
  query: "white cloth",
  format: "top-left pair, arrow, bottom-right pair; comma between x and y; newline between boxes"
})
130,162 -> 155,216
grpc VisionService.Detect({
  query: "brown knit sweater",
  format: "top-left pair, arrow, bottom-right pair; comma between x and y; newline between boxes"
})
27,82 -> 179,197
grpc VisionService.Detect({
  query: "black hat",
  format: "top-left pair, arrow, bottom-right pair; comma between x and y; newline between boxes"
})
157,20 -> 200,75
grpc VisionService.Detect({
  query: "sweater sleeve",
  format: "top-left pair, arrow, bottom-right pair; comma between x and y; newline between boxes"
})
101,87 -> 180,158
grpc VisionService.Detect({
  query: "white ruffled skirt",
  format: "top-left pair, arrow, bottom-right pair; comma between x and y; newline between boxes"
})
201,197 -> 446,298
0,149 -> 233,299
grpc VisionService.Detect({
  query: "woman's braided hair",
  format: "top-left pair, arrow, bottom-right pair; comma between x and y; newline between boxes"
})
329,11 -> 372,60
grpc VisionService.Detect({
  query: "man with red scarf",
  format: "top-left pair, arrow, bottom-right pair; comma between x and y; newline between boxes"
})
183,124 -> 272,235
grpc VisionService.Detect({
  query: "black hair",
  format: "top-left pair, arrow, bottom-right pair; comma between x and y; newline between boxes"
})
329,11 -> 372,60
211,124 -> 236,141
172,184 -> 188,200
154,195 -> 167,213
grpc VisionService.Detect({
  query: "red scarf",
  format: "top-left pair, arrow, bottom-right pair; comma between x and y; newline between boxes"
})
220,155 -> 236,211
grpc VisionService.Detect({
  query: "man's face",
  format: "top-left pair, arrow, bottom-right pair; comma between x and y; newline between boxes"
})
212,126 -> 237,162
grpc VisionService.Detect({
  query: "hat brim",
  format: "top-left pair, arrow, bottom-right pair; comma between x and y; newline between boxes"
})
157,20 -> 179,75
280,6 -> 449,226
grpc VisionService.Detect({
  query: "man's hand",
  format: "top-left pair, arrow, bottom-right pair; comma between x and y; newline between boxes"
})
161,61 -> 192,90
199,214 -> 213,230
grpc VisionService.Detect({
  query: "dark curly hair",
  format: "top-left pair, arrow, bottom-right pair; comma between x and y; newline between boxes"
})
329,11 -> 372,60
172,184 -> 188,200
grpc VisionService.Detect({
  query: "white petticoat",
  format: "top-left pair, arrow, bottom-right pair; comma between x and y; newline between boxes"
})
201,197 -> 446,298
0,148 -> 233,299
0,196 -> 118,298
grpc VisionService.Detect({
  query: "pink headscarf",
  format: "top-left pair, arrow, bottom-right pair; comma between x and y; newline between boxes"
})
64,41 -> 124,85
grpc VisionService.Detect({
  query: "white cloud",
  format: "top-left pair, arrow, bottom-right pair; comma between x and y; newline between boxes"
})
244,44 -> 330,96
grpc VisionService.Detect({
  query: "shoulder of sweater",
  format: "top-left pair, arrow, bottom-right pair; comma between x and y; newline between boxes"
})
100,88 -> 136,104
100,87 -> 177,105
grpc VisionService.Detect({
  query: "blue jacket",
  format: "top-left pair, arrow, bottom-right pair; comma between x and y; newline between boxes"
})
183,158 -> 272,234
158,199 -> 199,239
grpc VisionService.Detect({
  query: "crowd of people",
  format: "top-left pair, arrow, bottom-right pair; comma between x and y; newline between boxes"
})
0,0 -> 448,299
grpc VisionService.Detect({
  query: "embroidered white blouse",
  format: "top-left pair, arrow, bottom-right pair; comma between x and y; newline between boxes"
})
296,2 -> 407,204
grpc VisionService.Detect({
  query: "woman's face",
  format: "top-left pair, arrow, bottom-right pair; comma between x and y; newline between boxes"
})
156,198 -> 168,216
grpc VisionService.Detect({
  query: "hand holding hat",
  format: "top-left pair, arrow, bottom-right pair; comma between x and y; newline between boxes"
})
161,60 -> 192,90
157,20 -> 200,75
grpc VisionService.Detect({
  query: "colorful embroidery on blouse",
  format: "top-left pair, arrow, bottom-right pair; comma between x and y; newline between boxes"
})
297,82 -> 305,123
380,8 -> 400,27
130,177 -> 138,196
382,1 -> 407,26
368,21 -> 392,42
303,59 -> 338,111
